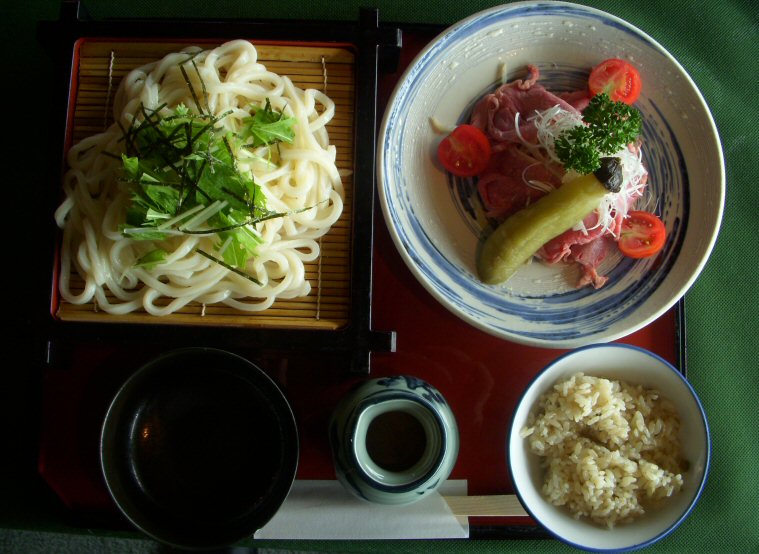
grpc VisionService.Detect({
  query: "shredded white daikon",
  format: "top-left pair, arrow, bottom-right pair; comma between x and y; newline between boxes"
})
518,105 -> 648,237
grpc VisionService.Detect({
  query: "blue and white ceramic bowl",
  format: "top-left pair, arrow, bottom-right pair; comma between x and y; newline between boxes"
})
377,1 -> 724,348
508,344 -> 710,551
329,376 -> 459,505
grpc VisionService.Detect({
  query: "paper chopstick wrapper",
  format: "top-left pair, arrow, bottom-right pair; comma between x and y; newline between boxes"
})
255,480 -> 469,539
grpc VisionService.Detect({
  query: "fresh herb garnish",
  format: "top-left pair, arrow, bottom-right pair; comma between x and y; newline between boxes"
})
134,249 -> 168,270
554,93 -> 642,175
240,98 -> 296,148
118,97 -> 296,272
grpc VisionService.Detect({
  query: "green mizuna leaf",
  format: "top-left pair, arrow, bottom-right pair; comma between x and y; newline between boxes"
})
134,249 -> 168,269
241,99 -> 296,148
214,211 -> 262,268
117,76 -> 303,283
122,155 -> 140,180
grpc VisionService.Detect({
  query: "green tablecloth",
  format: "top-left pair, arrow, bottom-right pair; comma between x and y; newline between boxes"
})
5,0 -> 757,552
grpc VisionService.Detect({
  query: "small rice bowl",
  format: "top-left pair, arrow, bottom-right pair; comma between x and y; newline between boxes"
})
520,373 -> 685,527
508,344 -> 710,552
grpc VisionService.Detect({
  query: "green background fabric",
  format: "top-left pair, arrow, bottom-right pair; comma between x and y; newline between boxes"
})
4,0 -> 757,552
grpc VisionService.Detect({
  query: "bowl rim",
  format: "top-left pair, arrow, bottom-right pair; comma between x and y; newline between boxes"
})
100,346 -> 299,549
507,343 -> 711,552
376,0 -> 725,349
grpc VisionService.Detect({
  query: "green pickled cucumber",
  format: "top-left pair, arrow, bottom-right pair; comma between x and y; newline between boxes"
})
477,158 -> 622,285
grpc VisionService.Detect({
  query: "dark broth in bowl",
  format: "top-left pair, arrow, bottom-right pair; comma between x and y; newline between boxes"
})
125,367 -> 285,523
101,348 -> 298,548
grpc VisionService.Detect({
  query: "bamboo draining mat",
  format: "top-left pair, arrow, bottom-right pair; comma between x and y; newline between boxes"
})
57,40 -> 356,330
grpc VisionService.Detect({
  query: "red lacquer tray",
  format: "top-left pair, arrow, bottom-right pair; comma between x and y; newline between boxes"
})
37,211 -> 683,536
37,20 -> 685,539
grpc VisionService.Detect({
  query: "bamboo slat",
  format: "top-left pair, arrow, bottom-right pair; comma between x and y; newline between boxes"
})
57,40 -> 356,329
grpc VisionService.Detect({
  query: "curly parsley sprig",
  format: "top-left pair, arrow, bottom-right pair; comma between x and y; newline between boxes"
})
554,93 -> 642,175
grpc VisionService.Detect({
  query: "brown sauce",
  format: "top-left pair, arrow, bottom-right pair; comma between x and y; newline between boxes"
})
365,410 -> 427,473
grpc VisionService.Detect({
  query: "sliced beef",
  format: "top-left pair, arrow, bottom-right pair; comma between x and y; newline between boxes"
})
558,89 -> 591,112
537,212 -> 607,264
573,236 -> 613,289
468,64 -> 646,289
536,212 -> 612,289
477,148 -> 563,219
470,64 -> 580,146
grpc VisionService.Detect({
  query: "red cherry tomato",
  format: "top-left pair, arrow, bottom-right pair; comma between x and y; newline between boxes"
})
437,124 -> 492,177
618,211 -> 666,258
588,58 -> 642,104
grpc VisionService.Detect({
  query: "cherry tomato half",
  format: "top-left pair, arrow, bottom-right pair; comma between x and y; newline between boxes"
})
618,211 -> 666,258
588,58 -> 642,104
437,124 -> 492,177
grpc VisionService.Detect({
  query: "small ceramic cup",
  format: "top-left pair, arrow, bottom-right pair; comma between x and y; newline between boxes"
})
329,375 -> 459,505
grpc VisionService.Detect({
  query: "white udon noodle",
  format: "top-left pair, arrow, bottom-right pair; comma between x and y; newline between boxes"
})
55,40 -> 344,315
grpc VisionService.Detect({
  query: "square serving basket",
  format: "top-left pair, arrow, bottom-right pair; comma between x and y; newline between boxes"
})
39,1 -> 402,373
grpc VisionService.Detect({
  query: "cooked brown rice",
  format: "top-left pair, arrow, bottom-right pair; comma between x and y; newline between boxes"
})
520,372 -> 685,528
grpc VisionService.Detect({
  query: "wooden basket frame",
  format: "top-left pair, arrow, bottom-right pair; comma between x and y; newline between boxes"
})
39,1 -> 400,372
